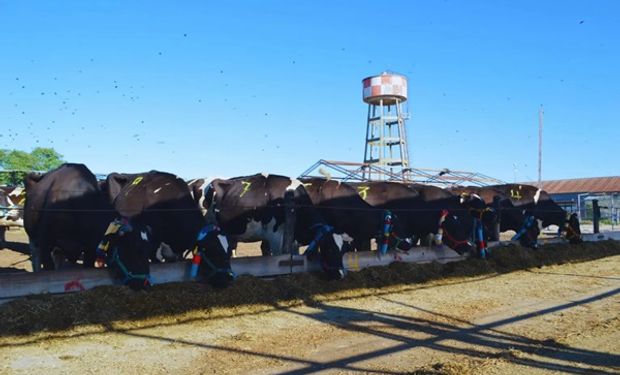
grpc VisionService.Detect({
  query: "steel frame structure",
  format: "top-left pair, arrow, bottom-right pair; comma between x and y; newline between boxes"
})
299,159 -> 505,187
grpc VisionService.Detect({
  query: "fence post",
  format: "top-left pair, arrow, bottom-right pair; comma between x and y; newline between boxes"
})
492,196 -> 501,242
593,199 -> 600,234
282,191 -> 296,270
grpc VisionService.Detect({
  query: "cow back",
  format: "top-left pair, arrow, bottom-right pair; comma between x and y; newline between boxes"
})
23,163 -> 112,265
207,174 -> 327,245
106,171 -> 204,254
489,184 -> 565,227
301,178 -> 382,241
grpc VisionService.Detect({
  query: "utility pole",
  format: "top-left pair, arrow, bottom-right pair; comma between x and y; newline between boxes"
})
538,105 -> 544,189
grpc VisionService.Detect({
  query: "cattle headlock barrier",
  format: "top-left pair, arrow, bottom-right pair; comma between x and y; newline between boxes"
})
1,231 -> 619,304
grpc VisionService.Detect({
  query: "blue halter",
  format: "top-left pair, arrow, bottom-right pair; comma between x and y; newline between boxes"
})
473,218 -> 489,258
305,223 -> 334,257
511,215 -> 537,246
190,224 -> 235,279
95,217 -> 153,286
110,248 -> 154,286
379,211 -> 393,255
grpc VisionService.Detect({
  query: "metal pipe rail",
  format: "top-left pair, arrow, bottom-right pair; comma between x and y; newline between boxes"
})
1,231 -> 618,303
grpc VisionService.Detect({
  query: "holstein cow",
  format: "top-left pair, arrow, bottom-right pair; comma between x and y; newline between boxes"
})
0,186 -> 25,245
349,181 -> 477,255
451,184 -> 581,247
23,163 -> 113,271
300,177 -> 411,253
204,173 -> 346,279
449,185 -> 514,242
0,187 -> 25,225
98,171 -> 233,289
407,183 -> 495,256
490,183 -> 582,244
187,177 -> 212,215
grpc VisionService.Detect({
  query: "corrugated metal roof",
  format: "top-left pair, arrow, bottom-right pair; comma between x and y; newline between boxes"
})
523,176 -> 620,194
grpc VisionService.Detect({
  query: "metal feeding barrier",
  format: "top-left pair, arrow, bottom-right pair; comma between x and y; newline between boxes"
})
1,231 -> 618,304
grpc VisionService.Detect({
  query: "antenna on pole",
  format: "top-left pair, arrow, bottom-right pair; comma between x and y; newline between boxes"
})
538,105 -> 544,189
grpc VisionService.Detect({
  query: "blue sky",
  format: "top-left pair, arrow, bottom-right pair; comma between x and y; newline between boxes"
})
0,1 -> 618,182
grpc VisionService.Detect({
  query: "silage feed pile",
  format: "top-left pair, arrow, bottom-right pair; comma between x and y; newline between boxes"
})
1,240 -> 619,337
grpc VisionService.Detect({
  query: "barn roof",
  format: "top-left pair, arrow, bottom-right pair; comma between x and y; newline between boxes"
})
526,176 -> 620,194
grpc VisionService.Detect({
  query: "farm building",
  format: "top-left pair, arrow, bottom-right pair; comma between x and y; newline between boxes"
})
533,176 -> 620,223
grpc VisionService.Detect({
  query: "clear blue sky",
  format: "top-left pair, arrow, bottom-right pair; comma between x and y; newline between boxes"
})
1,1 -> 618,182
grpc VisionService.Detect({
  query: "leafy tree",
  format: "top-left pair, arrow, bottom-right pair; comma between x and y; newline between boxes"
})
30,148 -> 64,171
0,147 -> 65,186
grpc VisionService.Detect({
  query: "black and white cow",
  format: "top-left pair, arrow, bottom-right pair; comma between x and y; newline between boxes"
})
450,184 -> 581,247
348,181 -> 476,255
300,177 -> 410,253
408,183 -> 496,256
0,186 -> 25,226
23,163 -> 113,271
187,177 -> 213,215
204,173 -> 346,279
0,186 -> 25,245
99,171 -> 233,289
490,184 -> 582,244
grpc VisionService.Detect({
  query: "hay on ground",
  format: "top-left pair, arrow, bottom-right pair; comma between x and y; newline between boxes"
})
0,240 -> 618,337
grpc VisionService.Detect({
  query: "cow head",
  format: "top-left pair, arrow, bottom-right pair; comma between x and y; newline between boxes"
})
563,212 -> 582,244
377,211 -> 415,252
459,192 -> 498,238
305,224 -> 346,280
193,224 -> 234,288
437,210 -> 475,255
97,217 -> 157,290
510,214 -> 541,248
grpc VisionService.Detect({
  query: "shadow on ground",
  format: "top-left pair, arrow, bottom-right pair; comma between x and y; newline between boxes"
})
82,287 -> 620,374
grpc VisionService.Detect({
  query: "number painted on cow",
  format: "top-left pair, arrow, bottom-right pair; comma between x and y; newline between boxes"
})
357,186 -> 370,200
131,176 -> 144,186
240,181 -> 252,197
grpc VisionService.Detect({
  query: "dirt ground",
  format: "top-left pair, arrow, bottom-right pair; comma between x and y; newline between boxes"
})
0,229 -> 31,273
0,232 -> 619,374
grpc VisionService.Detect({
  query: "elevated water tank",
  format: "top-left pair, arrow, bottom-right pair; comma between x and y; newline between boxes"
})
362,72 -> 408,105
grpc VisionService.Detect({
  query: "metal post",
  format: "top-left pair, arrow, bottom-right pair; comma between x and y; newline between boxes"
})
380,99 -> 385,172
282,191 -> 296,272
492,196 -> 501,241
538,105 -> 544,189
363,104 -> 371,179
611,194 -> 615,230
387,104 -> 394,174
593,199 -> 600,234
577,193 -> 589,222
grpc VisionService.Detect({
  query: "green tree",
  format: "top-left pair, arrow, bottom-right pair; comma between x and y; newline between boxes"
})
0,147 -> 65,186
30,147 -> 64,170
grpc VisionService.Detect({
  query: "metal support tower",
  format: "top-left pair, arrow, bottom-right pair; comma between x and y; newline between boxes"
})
361,73 -> 410,180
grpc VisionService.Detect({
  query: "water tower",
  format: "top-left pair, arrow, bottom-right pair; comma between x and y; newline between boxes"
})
362,72 -> 410,179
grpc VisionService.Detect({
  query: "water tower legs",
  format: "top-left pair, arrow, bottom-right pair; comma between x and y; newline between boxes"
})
362,98 -> 410,180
